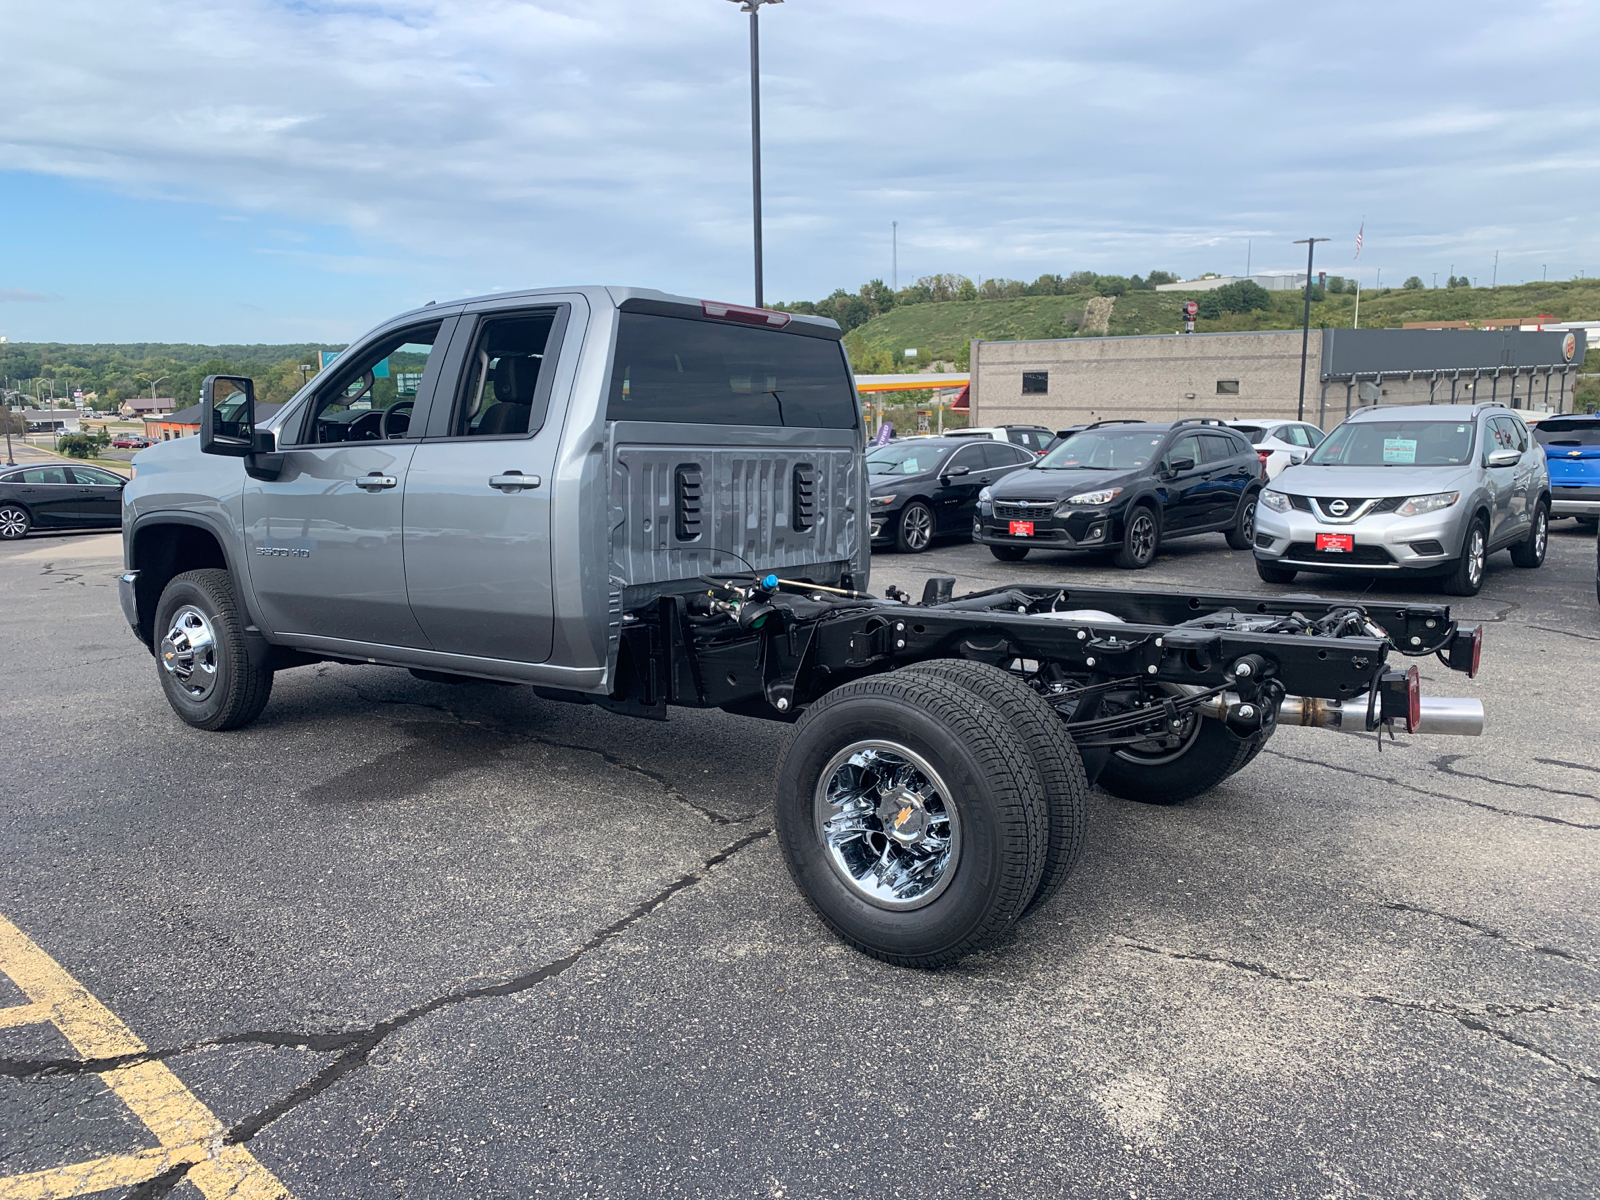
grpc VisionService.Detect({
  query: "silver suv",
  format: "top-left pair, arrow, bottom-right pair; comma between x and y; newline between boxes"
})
1253,404 -> 1550,595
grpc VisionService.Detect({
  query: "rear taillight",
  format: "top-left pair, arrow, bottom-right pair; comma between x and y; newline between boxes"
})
1257,450 -> 1271,465
1406,664 -> 1421,733
701,300 -> 791,328
1445,624 -> 1483,678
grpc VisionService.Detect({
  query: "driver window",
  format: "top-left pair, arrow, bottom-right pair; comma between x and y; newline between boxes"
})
300,324 -> 441,445
1165,434 -> 1203,469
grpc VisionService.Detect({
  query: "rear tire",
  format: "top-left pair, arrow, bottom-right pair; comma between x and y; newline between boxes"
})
989,545 -> 1029,562
1225,492 -> 1259,550
776,673 -> 1048,967
895,501 -> 934,554
0,504 -> 30,540
1255,557 -> 1297,585
1112,505 -> 1160,569
1096,713 -> 1257,805
898,660 -> 1087,921
1442,516 -> 1488,596
1509,502 -> 1548,568
153,569 -> 274,731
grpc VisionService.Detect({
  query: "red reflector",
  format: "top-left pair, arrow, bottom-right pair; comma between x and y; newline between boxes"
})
1257,450 -> 1271,464
1406,664 -> 1421,734
701,300 -> 792,328
1471,625 -> 1482,679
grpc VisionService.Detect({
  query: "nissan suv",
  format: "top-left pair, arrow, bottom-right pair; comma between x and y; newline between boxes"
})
1253,404 -> 1550,596
975,418 -> 1264,568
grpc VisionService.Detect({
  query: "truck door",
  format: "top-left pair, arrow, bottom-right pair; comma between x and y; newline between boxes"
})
1157,433 -> 1209,533
400,305 -> 570,663
242,320 -> 449,647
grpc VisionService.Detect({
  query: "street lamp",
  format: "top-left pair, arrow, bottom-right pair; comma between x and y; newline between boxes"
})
725,0 -> 782,308
150,376 -> 169,403
1292,237 -> 1330,422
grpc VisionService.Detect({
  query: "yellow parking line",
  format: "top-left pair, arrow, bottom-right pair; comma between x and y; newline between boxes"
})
0,913 -> 296,1200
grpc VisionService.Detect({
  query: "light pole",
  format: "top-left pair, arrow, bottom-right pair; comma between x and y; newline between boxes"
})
726,0 -> 782,308
150,376 -> 169,404
1293,237 -> 1330,422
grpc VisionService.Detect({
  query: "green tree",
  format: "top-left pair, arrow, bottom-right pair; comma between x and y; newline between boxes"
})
1402,276 -> 1424,290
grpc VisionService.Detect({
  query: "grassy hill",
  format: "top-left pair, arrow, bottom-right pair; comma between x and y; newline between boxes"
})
845,280 -> 1600,371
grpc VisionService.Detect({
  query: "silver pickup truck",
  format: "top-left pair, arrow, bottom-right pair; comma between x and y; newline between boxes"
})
120,285 -> 1487,967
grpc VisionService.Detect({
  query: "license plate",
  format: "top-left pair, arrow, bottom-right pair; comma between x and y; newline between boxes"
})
1316,533 -> 1354,553
1008,520 -> 1034,537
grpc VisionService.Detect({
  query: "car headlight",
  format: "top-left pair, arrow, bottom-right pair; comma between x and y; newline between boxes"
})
1396,491 -> 1459,518
869,494 -> 896,508
978,486 -> 993,502
1259,489 -> 1291,512
1059,487 -> 1122,511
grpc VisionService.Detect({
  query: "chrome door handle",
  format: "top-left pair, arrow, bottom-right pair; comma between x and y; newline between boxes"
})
355,473 -> 398,491
489,472 -> 541,492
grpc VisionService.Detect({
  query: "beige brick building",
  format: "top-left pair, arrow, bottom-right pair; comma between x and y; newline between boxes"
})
969,327 -> 1584,433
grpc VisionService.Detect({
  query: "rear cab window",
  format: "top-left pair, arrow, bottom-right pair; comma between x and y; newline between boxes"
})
607,313 -> 857,429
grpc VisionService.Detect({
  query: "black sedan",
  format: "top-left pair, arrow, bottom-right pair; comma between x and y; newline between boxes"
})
0,462 -> 127,539
869,436 -> 1036,552
975,419 -> 1264,568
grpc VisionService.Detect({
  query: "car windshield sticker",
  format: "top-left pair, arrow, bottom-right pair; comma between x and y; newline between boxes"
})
1383,438 -> 1418,464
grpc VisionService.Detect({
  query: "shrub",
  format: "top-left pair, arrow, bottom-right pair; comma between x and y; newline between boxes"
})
1403,276 -> 1424,290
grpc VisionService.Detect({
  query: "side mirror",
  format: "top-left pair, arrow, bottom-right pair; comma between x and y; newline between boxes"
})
943,465 -> 971,479
200,375 -> 257,457
1486,448 -> 1520,468
1166,456 -> 1196,474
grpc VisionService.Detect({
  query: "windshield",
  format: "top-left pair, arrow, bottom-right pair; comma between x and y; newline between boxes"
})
866,442 -> 949,475
1036,428 -> 1165,470
1308,420 -> 1476,467
1534,420 -> 1600,447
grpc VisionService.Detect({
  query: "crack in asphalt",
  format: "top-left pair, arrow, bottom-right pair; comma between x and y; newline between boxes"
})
332,679 -> 751,826
0,828 -> 774,1194
1526,625 -> 1600,643
1118,938 -> 1600,1088
1460,599 -> 1522,624
1379,901 -> 1597,970
1263,748 -> 1600,830
1537,757 -> 1600,776
1431,753 -> 1600,803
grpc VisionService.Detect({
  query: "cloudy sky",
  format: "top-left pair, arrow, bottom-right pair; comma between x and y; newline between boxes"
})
2,0 -> 1597,344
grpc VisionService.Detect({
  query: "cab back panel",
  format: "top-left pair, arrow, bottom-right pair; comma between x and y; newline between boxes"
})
608,422 -> 861,592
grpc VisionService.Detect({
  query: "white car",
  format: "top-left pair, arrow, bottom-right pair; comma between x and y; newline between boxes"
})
1226,419 -> 1326,479
946,425 -> 1056,454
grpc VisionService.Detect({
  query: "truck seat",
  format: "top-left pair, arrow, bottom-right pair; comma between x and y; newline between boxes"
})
474,354 -> 541,435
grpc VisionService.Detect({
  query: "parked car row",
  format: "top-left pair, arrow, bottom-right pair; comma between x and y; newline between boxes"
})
875,403 -> 1593,602
0,463 -> 127,539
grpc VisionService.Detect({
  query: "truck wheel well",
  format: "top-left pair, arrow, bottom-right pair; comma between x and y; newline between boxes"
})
130,523 -> 230,647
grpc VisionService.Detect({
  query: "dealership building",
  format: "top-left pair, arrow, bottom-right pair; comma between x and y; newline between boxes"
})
967,327 -> 1587,431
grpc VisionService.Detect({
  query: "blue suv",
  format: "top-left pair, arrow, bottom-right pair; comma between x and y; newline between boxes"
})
1534,414 -> 1600,528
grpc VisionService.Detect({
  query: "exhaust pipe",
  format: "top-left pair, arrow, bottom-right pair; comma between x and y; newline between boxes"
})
1275,694 -> 1483,736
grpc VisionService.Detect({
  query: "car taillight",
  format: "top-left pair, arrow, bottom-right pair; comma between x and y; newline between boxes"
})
1257,450 -> 1271,465
701,300 -> 792,328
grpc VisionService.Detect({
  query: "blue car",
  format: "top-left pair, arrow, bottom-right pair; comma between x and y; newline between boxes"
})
1535,414 -> 1600,527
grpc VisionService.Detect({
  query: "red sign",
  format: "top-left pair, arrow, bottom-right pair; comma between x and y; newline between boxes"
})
1008,521 -> 1035,537
1184,301 -> 1198,316
1316,533 -> 1354,553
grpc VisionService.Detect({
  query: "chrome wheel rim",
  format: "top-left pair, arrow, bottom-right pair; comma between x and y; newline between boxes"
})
1128,512 -> 1156,563
1533,510 -> 1547,560
0,508 -> 26,538
160,605 -> 219,701
1467,528 -> 1486,588
1241,500 -> 1256,544
814,740 -> 961,910
902,505 -> 931,551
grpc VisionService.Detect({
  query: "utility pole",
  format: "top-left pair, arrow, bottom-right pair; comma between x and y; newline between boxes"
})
892,221 -> 898,291
1432,272 -> 1438,289
1293,237 -> 1330,422
1492,251 -> 1498,289
1246,239 -> 1251,278
726,0 -> 783,309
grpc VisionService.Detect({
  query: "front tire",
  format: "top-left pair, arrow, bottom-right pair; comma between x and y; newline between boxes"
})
0,504 -> 30,540
776,673 -> 1049,967
1255,557 -> 1297,585
1225,492 -> 1259,550
1442,517 -> 1488,596
153,569 -> 274,731
1112,505 -> 1160,569
1509,502 -> 1548,568
895,501 -> 934,553
989,544 -> 1029,562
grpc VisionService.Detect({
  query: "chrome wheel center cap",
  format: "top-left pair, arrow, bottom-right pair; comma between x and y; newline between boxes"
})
875,786 -> 932,846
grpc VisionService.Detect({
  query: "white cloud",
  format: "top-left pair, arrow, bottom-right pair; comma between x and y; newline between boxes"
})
0,288 -> 62,303
2,0 -> 1598,303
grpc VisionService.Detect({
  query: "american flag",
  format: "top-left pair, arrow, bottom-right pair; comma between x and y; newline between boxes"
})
1354,221 -> 1364,259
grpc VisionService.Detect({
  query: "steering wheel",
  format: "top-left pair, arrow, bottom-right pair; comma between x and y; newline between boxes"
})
381,401 -> 414,440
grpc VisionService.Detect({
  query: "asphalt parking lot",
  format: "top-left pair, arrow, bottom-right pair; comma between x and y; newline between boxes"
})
1,522 -> 1597,1199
